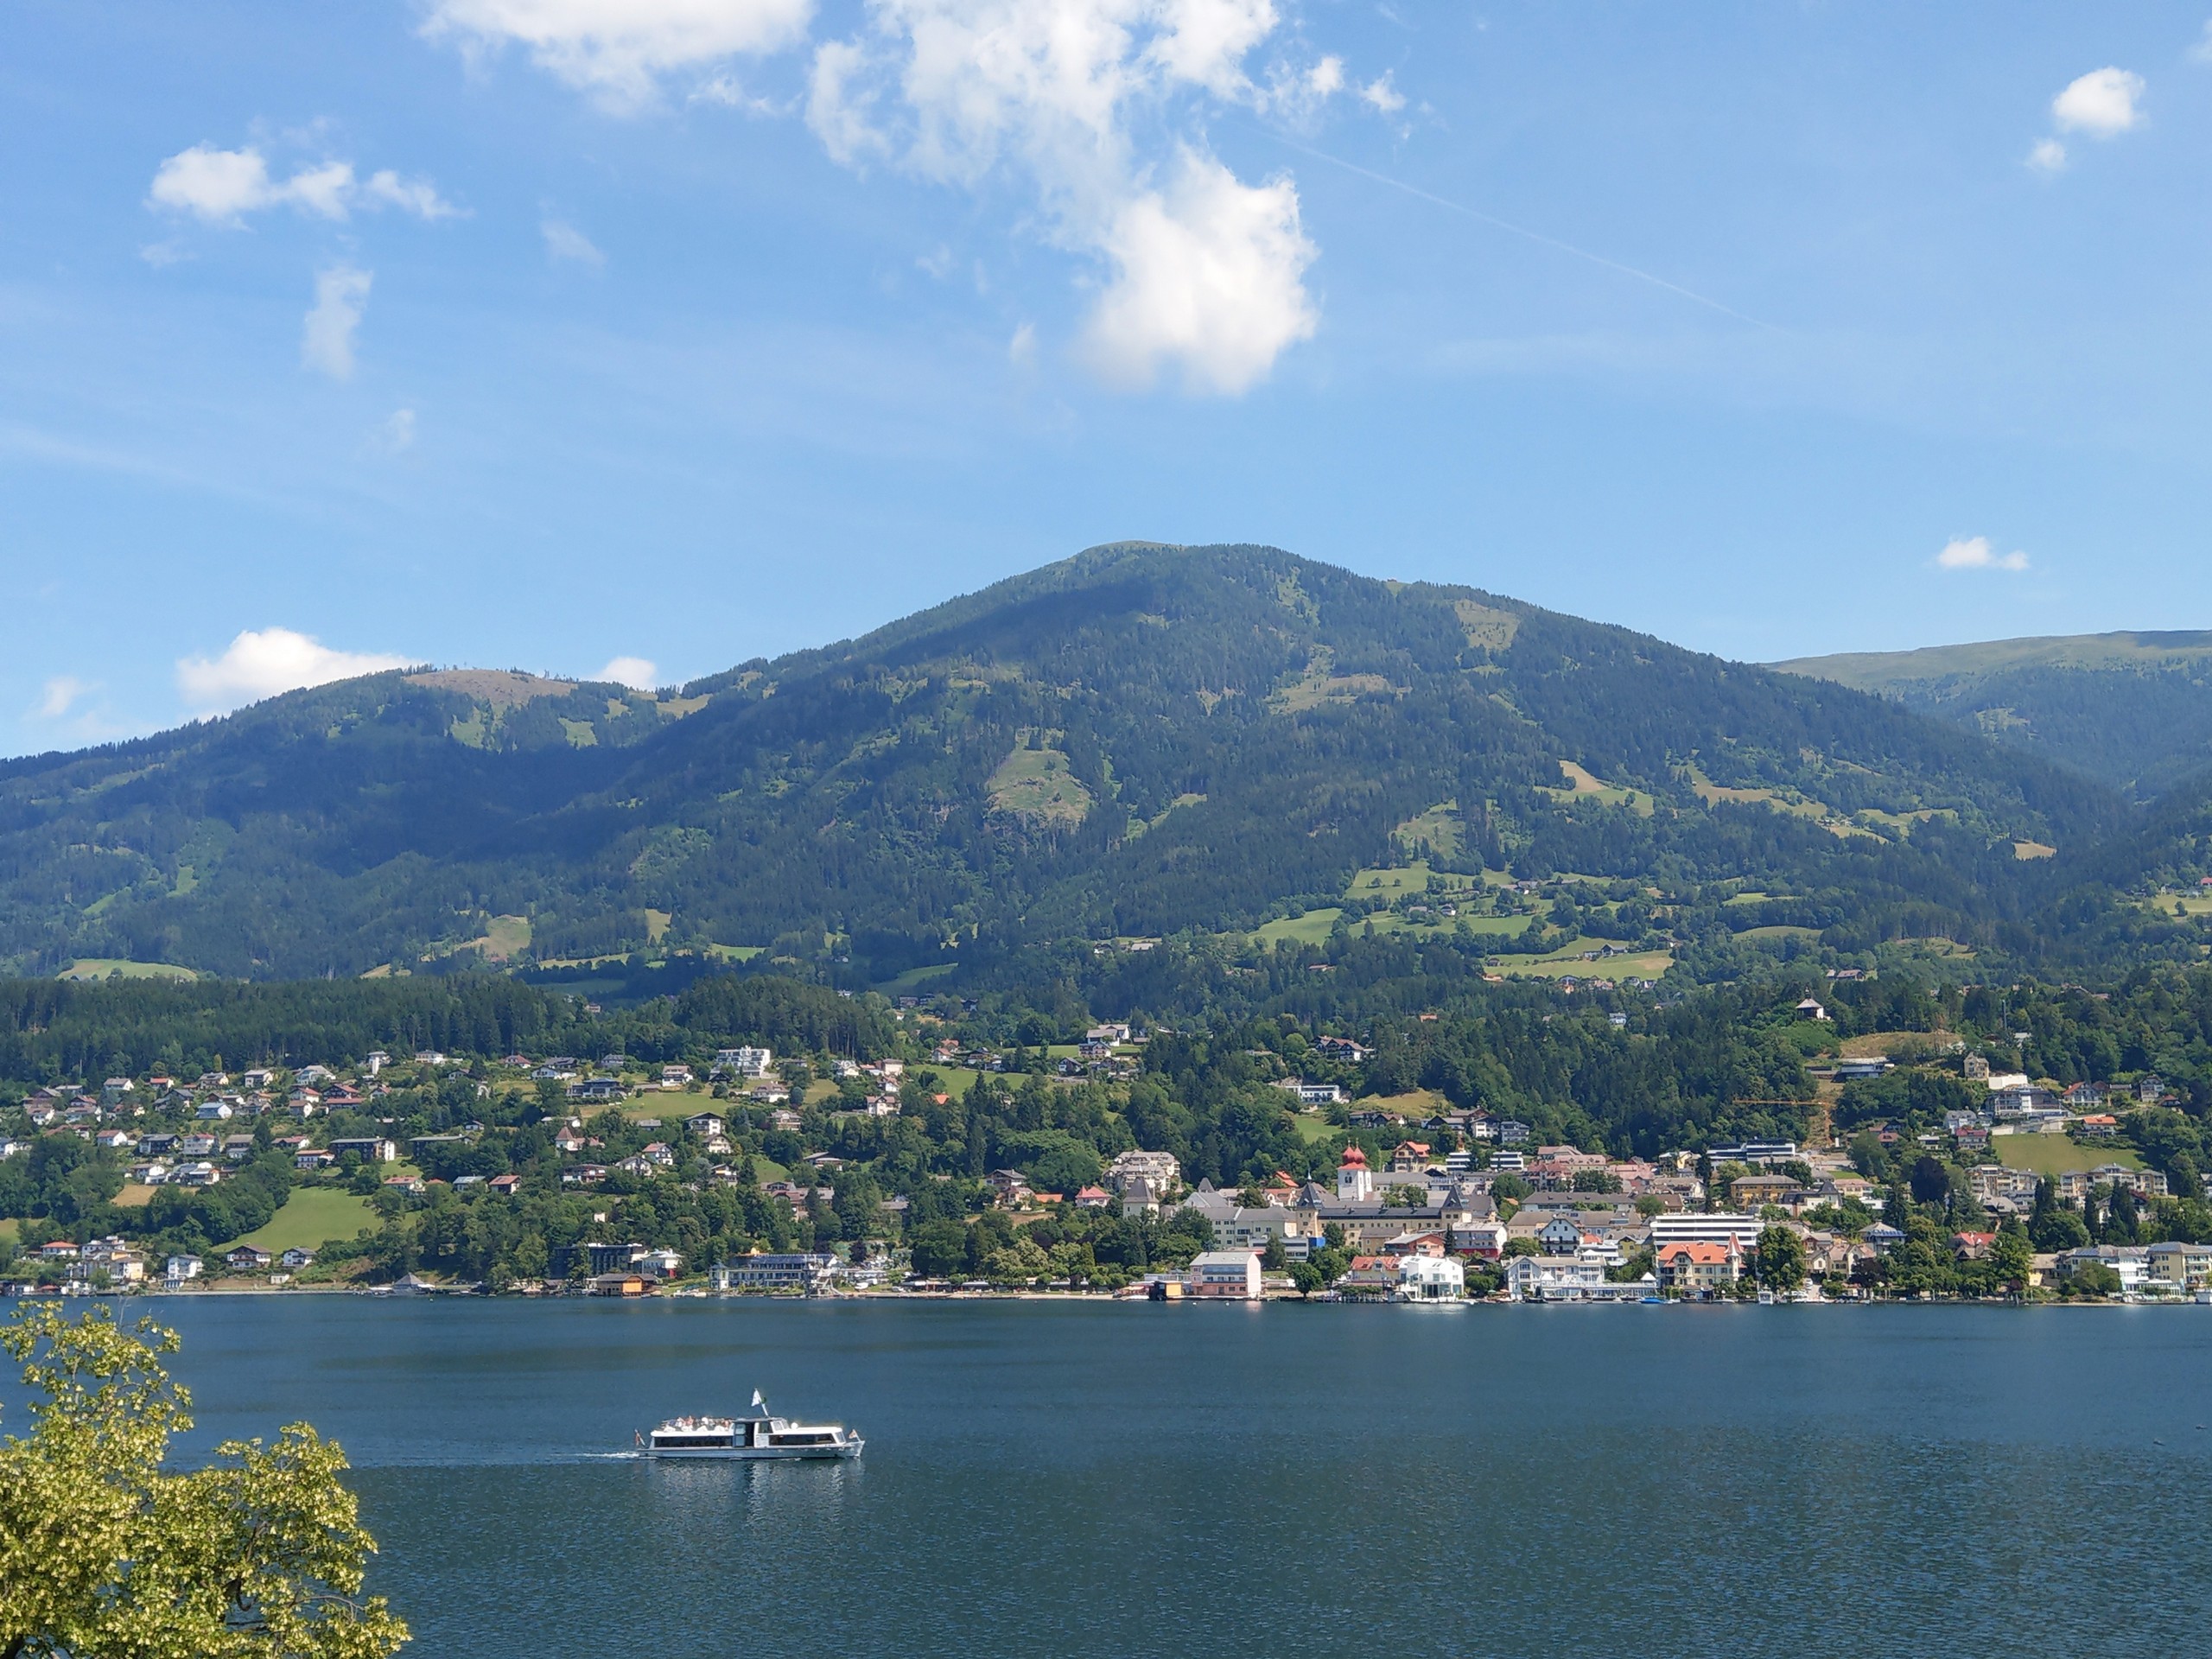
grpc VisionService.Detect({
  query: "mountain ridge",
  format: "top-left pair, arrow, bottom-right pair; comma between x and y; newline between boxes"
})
0,543 -> 2153,984
1775,629 -> 2212,797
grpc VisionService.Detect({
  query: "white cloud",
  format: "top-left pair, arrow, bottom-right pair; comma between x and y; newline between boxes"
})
148,145 -> 458,225
302,265 -> 372,379
378,408 -> 418,453
34,676 -> 94,720
2027,137 -> 2068,173
2051,67 -> 2145,137
806,0 -> 1327,393
177,629 -> 410,713
365,169 -> 462,219
594,655 -> 659,690
1082,149 -> 1316,392
1936,535 -> 2030,573
1358,71 -> 1404,114
422,0 -> 814,108
283,160 -> 358,219
149,145 -> 282,222
542,218 -> 606,265
2192,22 -> 2212,66
1008,320 -> 1037,365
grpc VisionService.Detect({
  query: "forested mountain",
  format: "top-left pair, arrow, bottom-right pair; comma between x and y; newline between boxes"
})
1775,632 -> 2212,798
0,543 -> 2142,986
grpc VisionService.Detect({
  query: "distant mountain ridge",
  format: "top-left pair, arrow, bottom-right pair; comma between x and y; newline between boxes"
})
1775,631 -> 2212,798
0,544 -> 2147,982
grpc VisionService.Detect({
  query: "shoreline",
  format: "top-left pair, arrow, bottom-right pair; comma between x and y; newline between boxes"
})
15,1283 -> 2204,1308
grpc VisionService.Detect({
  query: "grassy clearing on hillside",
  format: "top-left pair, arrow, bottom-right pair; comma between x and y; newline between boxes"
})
1392,803 -> 1465,860
909,1066 -> 985,1097
1835,1030 -> 1965,1058
1363,1089 -> 1452,1119
1348,863 -> 1433,899
987,744 -> 1093,825
112,1184 -> 156,1208
1996,1137 -> 2143,1177
2144,889 -> 2212,918
1497,950 -> 1674,981
878,962 -> 957,995
239,1189 -> 377,1254
1255,908 -> 1344,946
1736,925 -> 1822,942
57,959 -> 198,981
1539,760 -> 1654,817
0,1219 -> 16,1245
458,914 -> 531,961
1291,1114 -> 1338,1146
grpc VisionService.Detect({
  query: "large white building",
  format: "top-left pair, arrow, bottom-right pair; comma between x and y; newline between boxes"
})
1648,1213 -> 1764,1248
714,1046 -> 775,1079
1186,1251 -> 1262,1300
1506,1255 -> 1618,1301
1180,1182 -> 1313,1256
723,1252 -> 836,1292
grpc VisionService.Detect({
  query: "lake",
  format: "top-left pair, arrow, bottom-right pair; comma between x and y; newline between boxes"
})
136,1297 -> 2212,1658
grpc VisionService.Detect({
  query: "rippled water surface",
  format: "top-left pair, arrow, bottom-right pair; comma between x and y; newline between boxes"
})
141,1297 -> 2212,1658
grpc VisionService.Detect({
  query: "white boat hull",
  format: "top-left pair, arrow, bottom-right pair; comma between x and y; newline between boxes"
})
650,1440 -> 862,1461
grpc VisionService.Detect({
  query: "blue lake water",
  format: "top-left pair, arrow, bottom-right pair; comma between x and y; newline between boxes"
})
124,1298 -> 2212,1658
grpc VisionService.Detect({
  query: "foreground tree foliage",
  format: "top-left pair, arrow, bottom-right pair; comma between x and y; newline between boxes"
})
0,1304 -> 407,1659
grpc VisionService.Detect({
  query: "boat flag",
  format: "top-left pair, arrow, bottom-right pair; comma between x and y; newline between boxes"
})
751,1389 -> 765,1409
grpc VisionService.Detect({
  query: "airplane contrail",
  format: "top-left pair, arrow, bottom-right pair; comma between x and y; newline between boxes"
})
1257,130 -> 1784,333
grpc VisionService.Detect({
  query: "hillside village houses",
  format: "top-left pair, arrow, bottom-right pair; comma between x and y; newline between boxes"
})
8,1028 -> 2208,1305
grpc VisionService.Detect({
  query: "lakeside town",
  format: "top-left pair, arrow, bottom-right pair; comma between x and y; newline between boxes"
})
8,984 -> 2210,1307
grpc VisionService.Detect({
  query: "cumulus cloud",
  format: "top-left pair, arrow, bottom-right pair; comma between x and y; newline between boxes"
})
542,218 -> 606,265
594,655 -> 659,690
2052,67 -> 2145,137
302,265 -> 373,379
1358,71 -> 1404,113
177,629 -> 410,713
806,0 -> 1328,393
2028,137 -> 2069,173
422,0 -> 814,107
1082,149 -> 1315,392
1936,535 -> 2030,573
148,145 -> 456,224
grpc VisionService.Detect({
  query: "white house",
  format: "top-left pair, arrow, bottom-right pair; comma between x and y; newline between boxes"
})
1394,1254 -> 1465,1301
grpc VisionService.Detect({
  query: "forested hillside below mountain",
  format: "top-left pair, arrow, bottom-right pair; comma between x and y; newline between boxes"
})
1776,632 -> 2212,798
0,543 -> 2183,990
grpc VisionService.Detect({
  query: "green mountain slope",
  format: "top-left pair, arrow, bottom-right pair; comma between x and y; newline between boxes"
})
1774,632 -> 2212,797
0,543 -> 2130,982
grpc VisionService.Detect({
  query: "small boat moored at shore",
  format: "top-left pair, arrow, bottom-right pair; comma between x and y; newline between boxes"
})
639,1391 -> 862,1460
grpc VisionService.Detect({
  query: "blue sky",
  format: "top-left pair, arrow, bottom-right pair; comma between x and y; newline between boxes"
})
8,3 -> 2212,753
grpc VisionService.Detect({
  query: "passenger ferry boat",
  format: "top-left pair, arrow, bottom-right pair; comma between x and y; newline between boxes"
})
640,1392 -> 863,1460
